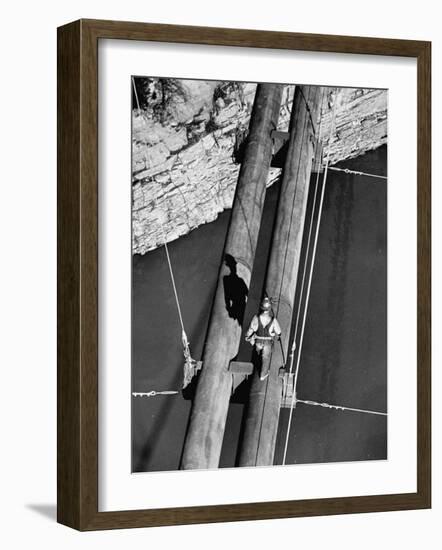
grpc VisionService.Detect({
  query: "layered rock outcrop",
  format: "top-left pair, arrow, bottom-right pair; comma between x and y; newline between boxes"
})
320,87 -> 387,165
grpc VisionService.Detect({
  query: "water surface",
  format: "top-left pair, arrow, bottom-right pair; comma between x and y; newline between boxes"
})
132,146 -> 387,472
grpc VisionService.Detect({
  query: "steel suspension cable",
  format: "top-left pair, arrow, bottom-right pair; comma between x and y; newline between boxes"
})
160,224 -> 187,340
328,166 -> 387,180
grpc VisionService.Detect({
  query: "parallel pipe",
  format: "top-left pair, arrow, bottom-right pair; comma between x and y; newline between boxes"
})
181,84 -> 284,470
238,85 -> 323,467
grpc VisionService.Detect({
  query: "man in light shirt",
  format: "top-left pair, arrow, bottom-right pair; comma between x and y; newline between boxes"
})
245,296 -> 281,381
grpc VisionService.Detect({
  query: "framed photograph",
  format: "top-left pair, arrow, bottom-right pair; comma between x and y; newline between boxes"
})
57,19 -> 431,530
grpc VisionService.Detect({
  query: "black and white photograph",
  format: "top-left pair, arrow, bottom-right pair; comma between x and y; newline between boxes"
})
131,77 -> 388,472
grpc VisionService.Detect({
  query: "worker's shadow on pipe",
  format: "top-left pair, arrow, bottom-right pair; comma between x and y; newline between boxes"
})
223,254 -> 248,327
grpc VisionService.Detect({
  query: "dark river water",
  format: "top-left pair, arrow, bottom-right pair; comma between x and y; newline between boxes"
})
132,146 -> 387,472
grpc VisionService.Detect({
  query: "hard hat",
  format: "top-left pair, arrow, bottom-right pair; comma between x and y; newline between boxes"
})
260,296 -> 272,310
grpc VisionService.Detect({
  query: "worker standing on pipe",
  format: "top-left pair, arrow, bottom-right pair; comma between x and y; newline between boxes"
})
245,296 -> 281,381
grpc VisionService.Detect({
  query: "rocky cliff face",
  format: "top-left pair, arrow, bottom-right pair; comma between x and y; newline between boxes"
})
320,87 -> 387,165
132,80 -> 386,255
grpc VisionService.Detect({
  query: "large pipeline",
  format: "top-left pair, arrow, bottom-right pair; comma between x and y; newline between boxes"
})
181,84 -> 283,470
238,85 -> 323,467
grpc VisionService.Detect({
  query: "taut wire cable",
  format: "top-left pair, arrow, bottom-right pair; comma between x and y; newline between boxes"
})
160,224 -> 187,339
132,390 -> 179,397
295,399 -> 387,416
328,166 -> 387,180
